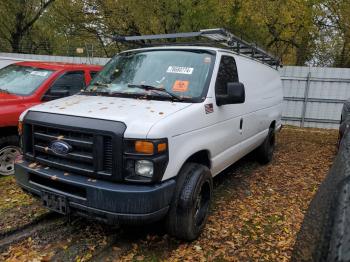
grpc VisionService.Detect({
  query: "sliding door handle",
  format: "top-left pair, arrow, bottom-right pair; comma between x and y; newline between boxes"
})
239,118 -> 243,133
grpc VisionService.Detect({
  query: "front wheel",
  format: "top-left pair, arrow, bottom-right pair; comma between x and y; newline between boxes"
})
0,135 -> 21,176
165,163 -> 213,241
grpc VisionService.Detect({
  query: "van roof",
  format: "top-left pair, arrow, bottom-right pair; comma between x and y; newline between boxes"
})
118,46 -> 278,69
120,46 -> 243,56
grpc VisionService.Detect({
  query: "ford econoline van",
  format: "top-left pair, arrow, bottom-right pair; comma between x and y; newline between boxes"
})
15,29 -> 283,240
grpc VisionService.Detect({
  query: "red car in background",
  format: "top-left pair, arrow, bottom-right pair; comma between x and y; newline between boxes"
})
0,61 -> 102,175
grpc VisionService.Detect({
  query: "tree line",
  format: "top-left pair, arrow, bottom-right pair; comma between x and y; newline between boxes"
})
0,0 -> 349,67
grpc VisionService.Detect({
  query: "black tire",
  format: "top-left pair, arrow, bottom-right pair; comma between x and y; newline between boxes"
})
256,128 -> 276,164
165,163 -> 213,241
0,135 -> 20,176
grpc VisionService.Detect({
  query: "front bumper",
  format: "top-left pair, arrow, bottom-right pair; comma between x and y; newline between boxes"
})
15,160 -> 176,224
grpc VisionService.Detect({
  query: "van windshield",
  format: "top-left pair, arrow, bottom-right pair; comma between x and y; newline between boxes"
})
86,50 -> 215,102
0,64 -> 54,96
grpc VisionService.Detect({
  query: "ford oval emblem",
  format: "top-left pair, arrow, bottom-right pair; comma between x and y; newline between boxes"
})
50,140 -> 72,155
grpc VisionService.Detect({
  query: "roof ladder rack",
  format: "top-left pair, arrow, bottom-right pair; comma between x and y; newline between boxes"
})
113,28 -> 281,68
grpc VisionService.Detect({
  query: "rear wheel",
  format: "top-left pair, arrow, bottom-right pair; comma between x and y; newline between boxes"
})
165,163 -> 212,241
257,128 -> 276,164
0,135 -> 21,176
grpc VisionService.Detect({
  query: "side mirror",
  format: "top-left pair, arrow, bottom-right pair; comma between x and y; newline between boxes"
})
216,82 -> 245,106
42,89 -> 70,101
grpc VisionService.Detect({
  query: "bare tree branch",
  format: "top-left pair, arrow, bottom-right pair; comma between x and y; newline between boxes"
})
22,0 -> 55,33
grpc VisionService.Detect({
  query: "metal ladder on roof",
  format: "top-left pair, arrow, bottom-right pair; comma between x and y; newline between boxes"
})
113,28 -> 281,68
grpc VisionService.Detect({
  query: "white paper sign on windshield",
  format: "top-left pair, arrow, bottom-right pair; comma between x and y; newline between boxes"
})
166,66 -> 194,75
30,71 -> 48,77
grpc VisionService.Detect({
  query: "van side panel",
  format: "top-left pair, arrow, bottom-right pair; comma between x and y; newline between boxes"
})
234,55 -> 283,156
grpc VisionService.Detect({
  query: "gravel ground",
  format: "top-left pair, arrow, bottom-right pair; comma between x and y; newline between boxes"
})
0,127 -> 338,261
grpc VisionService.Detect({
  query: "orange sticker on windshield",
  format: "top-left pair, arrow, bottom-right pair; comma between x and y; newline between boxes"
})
172,80 -> 189,92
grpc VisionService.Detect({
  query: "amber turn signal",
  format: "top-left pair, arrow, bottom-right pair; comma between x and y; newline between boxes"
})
157,143 -> 167,152
18,121 -> 23,135
135,141 -> 154,154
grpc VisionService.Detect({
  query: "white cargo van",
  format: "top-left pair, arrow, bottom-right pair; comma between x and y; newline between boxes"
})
15,29 -> 283,240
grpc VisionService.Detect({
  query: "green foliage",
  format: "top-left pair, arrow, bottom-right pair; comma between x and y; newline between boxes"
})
0,0 -> 349,67
221,0 -> 319,65
317,0 -> 350,67
0,0 -> 55,52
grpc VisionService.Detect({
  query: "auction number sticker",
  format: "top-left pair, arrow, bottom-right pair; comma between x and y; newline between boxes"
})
167,66 -> 194,75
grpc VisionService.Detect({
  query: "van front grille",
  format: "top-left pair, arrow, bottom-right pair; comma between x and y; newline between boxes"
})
21,111 -> 126,182
25,124 -> 114,179
103,137 -> 113,173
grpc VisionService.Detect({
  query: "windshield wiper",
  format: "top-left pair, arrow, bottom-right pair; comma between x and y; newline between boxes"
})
127,84 -> 184,101
0,88 -> 10,94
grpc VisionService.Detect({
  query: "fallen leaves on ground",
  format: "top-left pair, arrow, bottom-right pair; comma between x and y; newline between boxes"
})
0,176 -> 48,234
116,127 -> 337,261
1,237 -> 54,262
0,127 -> 338,261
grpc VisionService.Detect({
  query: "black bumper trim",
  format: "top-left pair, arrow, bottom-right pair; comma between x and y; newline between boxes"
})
15,160 -> 176,224
70,202 -> 169,224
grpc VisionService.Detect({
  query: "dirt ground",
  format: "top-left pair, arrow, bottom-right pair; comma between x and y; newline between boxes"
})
0,127 -> 338,262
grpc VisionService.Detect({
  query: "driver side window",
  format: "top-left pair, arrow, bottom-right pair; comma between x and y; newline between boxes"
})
215,56 -> 239,96
49,71 -> 85,95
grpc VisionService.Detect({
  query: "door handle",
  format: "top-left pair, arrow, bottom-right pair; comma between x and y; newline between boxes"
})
239,118 -> 243,133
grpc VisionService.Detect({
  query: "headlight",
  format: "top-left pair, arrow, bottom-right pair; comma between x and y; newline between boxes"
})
135,160 -> 154,178
124,138 -> 168,183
